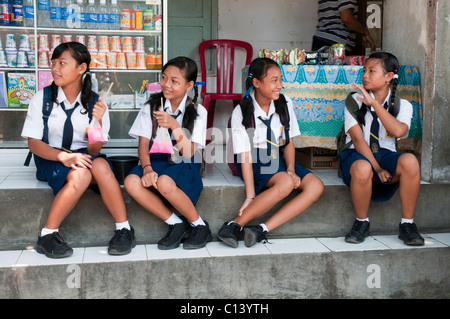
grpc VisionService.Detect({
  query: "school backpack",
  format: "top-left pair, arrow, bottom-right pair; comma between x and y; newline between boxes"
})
335,92 -> 401,177
227,95 -> 291,176
24,85 -> 99,181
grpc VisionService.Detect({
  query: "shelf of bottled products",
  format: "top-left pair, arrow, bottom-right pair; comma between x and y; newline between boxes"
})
0,0 -> 167,147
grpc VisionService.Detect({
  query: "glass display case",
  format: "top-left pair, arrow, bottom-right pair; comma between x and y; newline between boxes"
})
0,0 -> 167,148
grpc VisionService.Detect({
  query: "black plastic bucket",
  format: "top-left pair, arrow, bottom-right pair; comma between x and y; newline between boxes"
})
109,156 -> 139,185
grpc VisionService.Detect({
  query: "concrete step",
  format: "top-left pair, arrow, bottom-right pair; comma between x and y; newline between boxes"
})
1,149 -> 450,250
1,233 -> 449,299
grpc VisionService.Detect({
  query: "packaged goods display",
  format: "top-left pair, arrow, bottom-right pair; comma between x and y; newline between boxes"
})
258,46 -> 367,66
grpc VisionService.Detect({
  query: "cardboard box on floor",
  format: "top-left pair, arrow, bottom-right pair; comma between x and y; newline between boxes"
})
295,147 -> 338,169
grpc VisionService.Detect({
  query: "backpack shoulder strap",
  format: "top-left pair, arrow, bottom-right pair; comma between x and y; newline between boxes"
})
24,85 -> 53,167
345,93 -> 361,122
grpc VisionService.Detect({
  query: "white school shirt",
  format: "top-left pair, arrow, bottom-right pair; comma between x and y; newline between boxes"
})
231,93 -> 301,154
344,91 -> 412,152
128,93 -> 207,149
21,86 -> 110,150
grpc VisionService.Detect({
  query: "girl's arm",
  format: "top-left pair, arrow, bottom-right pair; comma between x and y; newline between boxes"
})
238,151 -> 256,216
138,136 -> 159,188
87,98 -> 108,156
283,138 -> 301,189
352,83 -> 408,138
28,137 -> 92,169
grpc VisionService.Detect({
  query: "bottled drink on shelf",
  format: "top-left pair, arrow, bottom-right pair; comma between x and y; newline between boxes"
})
10,0 -> 24,26
155,47 -> 162,69
146,47 -> 156,70
50,0 -> 62,28
109,0 -> 120,30
85,0 -> 97,29
97,0 -> 108,30
37,0 -> 50,27
74,0 -> 85,29
61,0 -> 74,29
0,0 -> 11,26
23,0 -> 33,26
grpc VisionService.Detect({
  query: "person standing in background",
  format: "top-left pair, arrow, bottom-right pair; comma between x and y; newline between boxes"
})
312,0 -> 376,54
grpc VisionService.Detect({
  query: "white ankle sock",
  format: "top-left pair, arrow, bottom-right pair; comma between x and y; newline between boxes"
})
115,220 -> 131,230
401,218 -> 414,224
191,216 -> 206,227
356,217 -> 369,222
40,228 -> 58,237
259,223 -> 269,232
165,213 -> 183,225
227,220 -> 242,230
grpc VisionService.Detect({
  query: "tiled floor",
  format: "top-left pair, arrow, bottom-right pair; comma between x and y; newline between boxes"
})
1,233 -> 449,268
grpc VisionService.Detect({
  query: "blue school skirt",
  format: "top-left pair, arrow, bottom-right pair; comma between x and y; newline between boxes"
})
127,152 -> 203,205
339,148 -> 403,202
34,149 -> 112,196
236,149 -> 311,195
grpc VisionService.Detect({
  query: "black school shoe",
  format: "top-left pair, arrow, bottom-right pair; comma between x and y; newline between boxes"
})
183,221 -> 212,249
345,220 -> 370,244
218,221 -> 243,248
36,232 -> 73,259
398,222 -> 425,246
158,218 -> 191,250
108,227 -> 136,255
244,225 -> 268,247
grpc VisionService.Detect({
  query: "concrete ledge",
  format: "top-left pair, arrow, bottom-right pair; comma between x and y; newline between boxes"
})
1,182 -> 450,250
1,234 -> 449,299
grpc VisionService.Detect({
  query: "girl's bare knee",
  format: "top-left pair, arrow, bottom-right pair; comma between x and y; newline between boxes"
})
157,175 -> 176,197
351,160 -> 373,184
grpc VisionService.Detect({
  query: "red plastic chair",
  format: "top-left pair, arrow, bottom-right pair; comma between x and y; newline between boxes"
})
198,39 -> 253,143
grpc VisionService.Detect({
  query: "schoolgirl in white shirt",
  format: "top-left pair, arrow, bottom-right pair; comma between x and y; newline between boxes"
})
340,51 -> 424,246
21,42 -> 135,258
218,57 -> 324,248
125,56 -> 211,250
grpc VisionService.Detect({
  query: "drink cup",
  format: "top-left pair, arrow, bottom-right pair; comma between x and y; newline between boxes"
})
122,37 -> 133,52
133,37 -> 144,53
136,53 -> 146,69
6,50 -> 17,67
51,35 -> 61,51
5,34 -> 17,51
126,52 -> 136,69
27,51 -> 35,67
76,35 -> 86,45
96,52 -> 107,69
116,52 -> 126,69
38,34 -> 49,51
110,36 -> 121,52
99,36 -> 109,52
38,51 -> 49,68
17,51 -> 28,67
106,52 -> 116,68
19,34 -> 31,51
0,50 -> 7,67
88,35 -> 98,53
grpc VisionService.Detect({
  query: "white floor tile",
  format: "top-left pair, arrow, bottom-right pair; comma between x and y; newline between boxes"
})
82,245 -> 147,263
0,250 -> 23,267
146,244 -> 210,260
15,248 -> 84,266
316,236 -> 390,252
263,238 -> 331,254
373,234 -> 447,249
425,233 -> 450,246
206,240 -> 271,257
